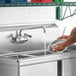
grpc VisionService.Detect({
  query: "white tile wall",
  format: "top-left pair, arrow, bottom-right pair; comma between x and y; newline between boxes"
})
55,6 -> 76,36
64,0 -> 76,2
0,5 -> 76,36
0,6 -> 55,26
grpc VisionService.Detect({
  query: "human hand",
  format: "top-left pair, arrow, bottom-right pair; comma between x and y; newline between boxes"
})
57,35 -> 69,40
51,43 -> 66,52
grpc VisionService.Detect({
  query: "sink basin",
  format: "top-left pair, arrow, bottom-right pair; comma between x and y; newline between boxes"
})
29,51 -> 52,56
3,55 -> 31,59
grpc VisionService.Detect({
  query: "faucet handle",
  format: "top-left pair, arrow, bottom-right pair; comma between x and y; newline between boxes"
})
8,30 -> 32,44
24,33 -> 32,38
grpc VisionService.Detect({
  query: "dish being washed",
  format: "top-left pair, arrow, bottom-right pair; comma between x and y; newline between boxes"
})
48,39 -> 68,53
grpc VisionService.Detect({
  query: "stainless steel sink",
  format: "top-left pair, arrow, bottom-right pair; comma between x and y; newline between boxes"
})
1,50 -> 52,60
29,51 -> 52,56
2,55 -> 31,60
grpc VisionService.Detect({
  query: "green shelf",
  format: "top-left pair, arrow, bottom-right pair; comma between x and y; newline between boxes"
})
0,2 -> 76,7
53,0 -> 64,2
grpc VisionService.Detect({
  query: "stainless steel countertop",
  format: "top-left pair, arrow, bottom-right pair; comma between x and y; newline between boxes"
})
19,49 -> 76,66
0,47 -> 76,66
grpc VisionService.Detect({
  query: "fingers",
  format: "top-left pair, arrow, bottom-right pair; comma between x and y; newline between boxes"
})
51,44 -> 59,52
51,43 -> 64,52
57,35 -> 69,40
57,36 -> 64,39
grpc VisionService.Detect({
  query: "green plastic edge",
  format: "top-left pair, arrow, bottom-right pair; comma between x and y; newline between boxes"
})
0,2 -> 76,7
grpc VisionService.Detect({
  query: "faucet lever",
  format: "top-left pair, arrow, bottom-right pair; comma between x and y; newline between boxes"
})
24,33 -> 32,38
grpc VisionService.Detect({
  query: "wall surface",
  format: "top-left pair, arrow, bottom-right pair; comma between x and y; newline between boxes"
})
0,1 -> 76,36
64,0 -> 76,2
56,6 -> 76,35
0,6 -> 55,26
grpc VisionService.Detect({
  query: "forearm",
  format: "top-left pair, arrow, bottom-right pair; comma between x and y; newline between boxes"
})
63,36 -> 76,47
63,27 -> 76,47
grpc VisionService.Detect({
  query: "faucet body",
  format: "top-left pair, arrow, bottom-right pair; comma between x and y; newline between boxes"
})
8,29 -> 32,44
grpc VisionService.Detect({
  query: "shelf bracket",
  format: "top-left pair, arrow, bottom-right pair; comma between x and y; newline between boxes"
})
56,6 -> 76,20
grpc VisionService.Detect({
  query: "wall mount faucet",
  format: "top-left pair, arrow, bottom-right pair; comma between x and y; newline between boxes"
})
8,29 -> 32,44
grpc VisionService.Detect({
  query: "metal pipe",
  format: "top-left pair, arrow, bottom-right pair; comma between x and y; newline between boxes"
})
0,23 -> 57,32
